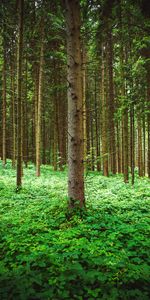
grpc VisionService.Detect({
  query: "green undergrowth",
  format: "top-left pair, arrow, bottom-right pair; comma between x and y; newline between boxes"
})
0,161 -> 150,299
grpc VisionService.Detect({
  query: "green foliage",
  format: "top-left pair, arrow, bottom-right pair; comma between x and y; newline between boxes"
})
0,162 -> 150,299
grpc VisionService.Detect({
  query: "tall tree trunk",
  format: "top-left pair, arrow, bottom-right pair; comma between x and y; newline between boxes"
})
143,116 -> 146,176
82,46 -> 87,169
58,91 -> 66,171
148,113 -> 150,178
123,108 -> 129,182
42,111 -> 46,165
2,45 -> 7,167
94,73 -> 101,171
90,98 -> 95,171
53,97 -> 58,171
116,121 -> 121,173
86,88 -> 91,170
11,57 -> 16,168
23,56 -> 28,168
16,0 -> 24,189
64,0 -> 85,207
130,105 -> 135,185
146,70 -> 150,177
36,25 -> 44,177
101,44 -> 109,176
108,30 -> 116,174
138,115 -> 143,177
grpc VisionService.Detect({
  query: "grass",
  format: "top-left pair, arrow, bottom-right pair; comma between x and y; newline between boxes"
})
0,161 -> 150,299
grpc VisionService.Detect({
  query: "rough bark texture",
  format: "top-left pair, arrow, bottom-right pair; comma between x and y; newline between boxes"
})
65,0 -> 85,207
16,0 -> 24,189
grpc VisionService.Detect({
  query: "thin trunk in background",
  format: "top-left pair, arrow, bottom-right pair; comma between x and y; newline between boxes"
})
36,24 -> 44,177
11,55 -> 16,168
101,43 -> 109,176
16,0 -> 24,189
2,44 -> 7,167
108,29 -> 116,174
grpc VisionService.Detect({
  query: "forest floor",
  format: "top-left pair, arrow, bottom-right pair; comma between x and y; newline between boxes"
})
0,161 -> 150,300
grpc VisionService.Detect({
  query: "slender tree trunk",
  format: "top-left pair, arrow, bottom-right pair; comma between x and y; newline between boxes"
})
42,113 -> 46,165
64,0 -> 85,207
101,44 -> 109,176
2,46 -> 7,167
82,46 -> 87,169
36,26 -> 44,177
116,121 -> 121,173
148,113 -> 150,178
23,56 -> 28,168
53,94 -> 58,171
31,95 -> 36,163
90,99 -> 95,171
147,71 -> 150,177
108,30 -> 116,174
94,74 -> 100,171
143,116 -> 146,176
58,91 -> 66,171
130,105 -> 135,185
123,108 -> 129,183
16,0 -> 24,189
86,89 -> 91,170
11,58 -> 16,168
138,115 -> 143,177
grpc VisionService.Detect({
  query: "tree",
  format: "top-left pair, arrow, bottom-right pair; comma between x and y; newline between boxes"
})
2,36 -> 6,167
16,0 -> 24,189
64,0 -> 85,208
35,21 -> 44,177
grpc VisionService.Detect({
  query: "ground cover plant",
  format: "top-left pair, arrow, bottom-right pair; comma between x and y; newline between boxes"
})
0,161 -> 150,300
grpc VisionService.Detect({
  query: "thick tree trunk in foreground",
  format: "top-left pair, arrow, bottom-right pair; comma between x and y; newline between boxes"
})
64,0 -> 85,208
16,0 -> 24,189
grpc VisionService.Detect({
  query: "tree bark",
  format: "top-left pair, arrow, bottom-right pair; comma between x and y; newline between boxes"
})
36,25 -> 44,177
108,30 -> 116,174
16,0 -> 24,189
64,0 -> 85,207
101,43 -> 109,176
11,56 -> 16,168
138,115 -> 143,177
130,105 -> 135,185
2,45 -> 7,167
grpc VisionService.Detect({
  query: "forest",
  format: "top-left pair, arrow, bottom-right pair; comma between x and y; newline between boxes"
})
0,0 -> 150,299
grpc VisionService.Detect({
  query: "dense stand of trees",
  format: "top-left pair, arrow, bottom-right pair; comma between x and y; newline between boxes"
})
0,0 -> 149,206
